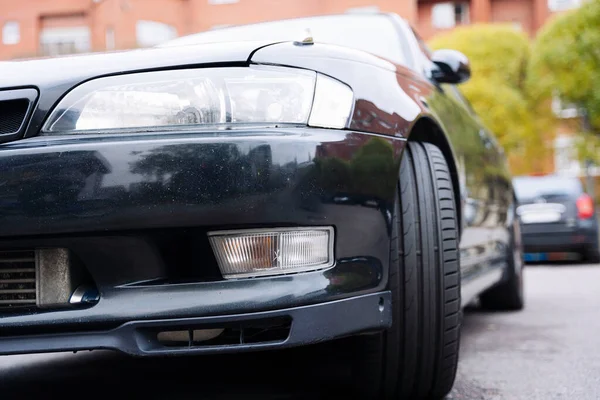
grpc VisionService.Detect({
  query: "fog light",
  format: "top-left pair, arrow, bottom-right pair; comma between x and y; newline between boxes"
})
208,227 -> 334,279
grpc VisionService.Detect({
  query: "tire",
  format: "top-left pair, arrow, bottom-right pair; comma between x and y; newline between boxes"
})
479,216 -> 524,311
353,141 -> 461,399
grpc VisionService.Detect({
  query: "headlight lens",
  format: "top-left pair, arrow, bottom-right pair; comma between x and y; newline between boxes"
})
309,74 -> 355,129
42,66 -> 353,134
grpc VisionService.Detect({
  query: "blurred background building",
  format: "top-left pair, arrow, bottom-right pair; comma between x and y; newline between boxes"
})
0,0 -> 590,182
0,0 -> 585,59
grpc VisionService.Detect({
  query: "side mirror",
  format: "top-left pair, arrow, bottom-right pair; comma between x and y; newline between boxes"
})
431,49 -> 471,84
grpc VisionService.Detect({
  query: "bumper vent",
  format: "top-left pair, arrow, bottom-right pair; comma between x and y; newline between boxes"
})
0,99 -> 28,135
0,88 -> 37,144
0,251 -> 36,307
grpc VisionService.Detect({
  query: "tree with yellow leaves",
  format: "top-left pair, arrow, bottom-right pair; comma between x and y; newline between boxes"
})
429,25 -> 555,175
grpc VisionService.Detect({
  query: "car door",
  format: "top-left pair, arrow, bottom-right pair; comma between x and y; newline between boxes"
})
435,85 -> 500,281
452,89 -> 513,265
474,120 -> 513,268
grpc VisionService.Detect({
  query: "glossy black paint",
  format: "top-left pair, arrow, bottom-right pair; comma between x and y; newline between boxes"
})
0,88 -> 38,143
0,129 -> 403,235
0,128 -> 403,334
431,49 -> 472,84
252,37 -> 515,303
0,291 -> 392,356
0,14 -> 517,354
251,42 -> 421,138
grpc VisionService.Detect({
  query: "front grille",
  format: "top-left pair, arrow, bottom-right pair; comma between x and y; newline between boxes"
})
0,99 -> 29,135
0,251 -> 37,307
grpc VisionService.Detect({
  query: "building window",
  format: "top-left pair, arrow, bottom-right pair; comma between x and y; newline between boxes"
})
208,0 -> 239,4
2,21 -> 20,45
552,94 -> 579,119
432,2 -> 469,29
105,26 -> 115,50
136,20 -> 177,47
40,26 -> 91,56
455,3 -> 470,24
554,134 -> 580,176
548,0 -> 583,12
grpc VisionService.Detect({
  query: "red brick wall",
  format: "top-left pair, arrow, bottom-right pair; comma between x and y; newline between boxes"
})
416,0 -> 481,40
187,0 -> 416,32
0,0 -> 559,59
92,0 -> 189,50
0,0 -> 191,58
416,2 -> 437,40
416,0 -> 556,40
0,0 -> 417,59
187,0 -> 325,32
0,0 -> 90,59
491,0 -> 534,36
324,0 -> 417,24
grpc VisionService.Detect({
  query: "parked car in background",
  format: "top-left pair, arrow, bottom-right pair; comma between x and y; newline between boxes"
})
0,13 -> 523,400
514,175 -> 600,263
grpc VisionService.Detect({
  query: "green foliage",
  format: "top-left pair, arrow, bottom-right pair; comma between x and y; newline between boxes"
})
429,25 -> 555,174
528,0 -> 600,133
431,26 -> 539,155
461,82 -> 533,150
429,24 -> 530,90
575,133 -> 600,165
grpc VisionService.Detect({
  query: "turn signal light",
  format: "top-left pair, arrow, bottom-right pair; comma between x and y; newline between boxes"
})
577,194 -> 594,219
208,227 -> 334,279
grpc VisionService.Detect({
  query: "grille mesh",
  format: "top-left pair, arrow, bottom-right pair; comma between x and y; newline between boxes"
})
0,99 -> 29,135
0,251 -> 36,307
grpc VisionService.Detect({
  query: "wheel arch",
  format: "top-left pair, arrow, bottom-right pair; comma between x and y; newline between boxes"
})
406,117 -> 463,234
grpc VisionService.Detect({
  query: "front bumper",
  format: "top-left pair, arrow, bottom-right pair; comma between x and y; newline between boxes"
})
0,291 -> 391,356
0,128 -> 403,352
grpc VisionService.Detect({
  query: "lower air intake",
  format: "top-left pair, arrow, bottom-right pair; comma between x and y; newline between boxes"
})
0,99 -> 28,135
0,251 -> 36,307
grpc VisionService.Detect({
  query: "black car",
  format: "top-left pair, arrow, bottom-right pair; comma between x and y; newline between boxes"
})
514,175 -> 600,263
0,13 -> 522,399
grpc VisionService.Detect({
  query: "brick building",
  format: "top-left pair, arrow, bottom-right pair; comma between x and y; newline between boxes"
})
0,0 -> 584,60
0,0 -> 412,60
416,0 -> 584,39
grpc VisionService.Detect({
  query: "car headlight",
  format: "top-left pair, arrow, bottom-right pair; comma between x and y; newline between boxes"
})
42,66 -> 354,134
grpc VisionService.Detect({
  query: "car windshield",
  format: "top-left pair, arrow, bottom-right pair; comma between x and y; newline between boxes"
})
513,176 -> 583,202
163,15 -> 407,66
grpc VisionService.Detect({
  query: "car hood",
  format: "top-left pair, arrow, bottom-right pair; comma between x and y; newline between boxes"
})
0,40 -> 274,89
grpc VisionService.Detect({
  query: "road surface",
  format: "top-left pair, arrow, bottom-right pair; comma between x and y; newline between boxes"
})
449,264 -> 600,400
0,264 -> 598,399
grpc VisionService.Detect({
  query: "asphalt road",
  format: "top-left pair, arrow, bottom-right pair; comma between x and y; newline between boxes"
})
0,264 -> 598,399
449,264 -> 600,400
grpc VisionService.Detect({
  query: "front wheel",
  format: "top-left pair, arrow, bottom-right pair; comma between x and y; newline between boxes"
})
353,141 -> 461,399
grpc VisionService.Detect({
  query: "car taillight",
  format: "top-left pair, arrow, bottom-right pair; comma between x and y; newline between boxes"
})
576,194 -> 594,219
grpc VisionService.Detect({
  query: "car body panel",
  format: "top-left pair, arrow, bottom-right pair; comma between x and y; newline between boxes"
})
0,128 -> 402,335
249,23 -> 514,303
0,13 -> 516,354
0,291 -> 392,356
250,41 -> 422,138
